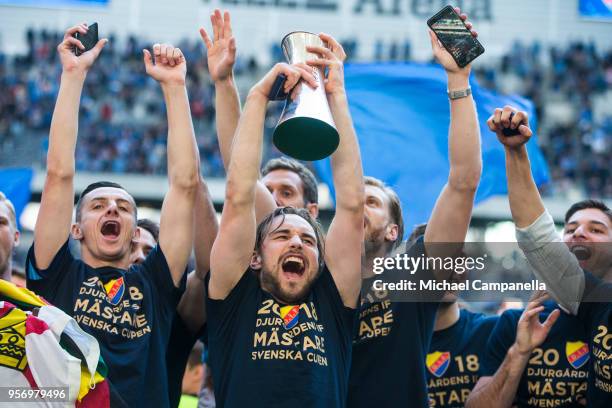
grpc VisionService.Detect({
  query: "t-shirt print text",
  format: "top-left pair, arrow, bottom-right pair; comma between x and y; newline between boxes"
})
73,276 -> 151,340
253,298 -> 328,367
355,288 -> 394,344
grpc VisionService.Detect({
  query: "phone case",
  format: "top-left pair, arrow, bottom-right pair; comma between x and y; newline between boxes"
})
427,6 -> 484,68
268,74 -> 289,101
502,112 -> 523,137
74,23 -> 99,56
426,5 -> 454,28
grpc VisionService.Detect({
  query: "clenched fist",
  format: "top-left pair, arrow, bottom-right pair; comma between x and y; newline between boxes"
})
143,44 -> 187,86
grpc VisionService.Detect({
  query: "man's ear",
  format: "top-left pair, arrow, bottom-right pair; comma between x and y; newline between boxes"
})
71,223 -> 84,241
306,203 -> 319,219
13,230 -> 20,248
132,226 -> 141,244
250,251 -> 262,270
385,223 -> 399,243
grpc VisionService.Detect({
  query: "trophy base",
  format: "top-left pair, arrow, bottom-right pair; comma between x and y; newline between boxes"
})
273,117 -> 340,161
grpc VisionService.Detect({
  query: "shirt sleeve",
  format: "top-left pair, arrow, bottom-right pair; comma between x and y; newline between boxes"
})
25,240 -> 77,300
317,265 -> 356,334
206,269 -> 256,339
138,244 -> 186,317
515,211 -> 584,315
480,310 -> 519,377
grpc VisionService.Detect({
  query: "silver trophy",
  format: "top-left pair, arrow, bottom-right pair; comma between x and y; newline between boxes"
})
272,31 -> 340,161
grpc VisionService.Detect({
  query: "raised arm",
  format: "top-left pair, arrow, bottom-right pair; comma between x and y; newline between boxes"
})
306,34 -> 364,308
34,24 -> 107,269
489,107 -> 584,313
176,179 -> 218,333
209,63 -> 317,300
200,9 -> 276,221
143,44 -> 199,287
467,295 -> 559,408
425,9 -> 482,263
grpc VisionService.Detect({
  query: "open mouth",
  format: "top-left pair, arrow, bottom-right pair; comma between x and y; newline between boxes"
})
570,245 -> 591,261
100,220 -> 121,240
281,255 -> 306,279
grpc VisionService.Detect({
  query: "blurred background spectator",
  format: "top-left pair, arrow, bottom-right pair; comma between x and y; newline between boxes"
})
0,29 -> 610,198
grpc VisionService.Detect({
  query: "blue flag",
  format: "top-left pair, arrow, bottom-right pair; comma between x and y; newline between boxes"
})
579,0 -> 612,19
313,63 -> 549,234
0,168 -> 33,229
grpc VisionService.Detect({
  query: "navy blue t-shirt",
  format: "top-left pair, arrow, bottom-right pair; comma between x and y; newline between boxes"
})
348,239 -> 440,408
481,301 -> 589,407
166,312 -> 207,407
206,265 -> 355,408
426,308 -> 498,407
578,273 -> 612,407
26,241 -> 183,408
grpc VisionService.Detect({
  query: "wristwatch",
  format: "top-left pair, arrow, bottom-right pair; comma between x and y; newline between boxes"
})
448,87 -> 472,100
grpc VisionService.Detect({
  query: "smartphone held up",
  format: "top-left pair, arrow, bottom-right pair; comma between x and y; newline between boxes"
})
73,23 -> 99,56
427,6 -> 484,68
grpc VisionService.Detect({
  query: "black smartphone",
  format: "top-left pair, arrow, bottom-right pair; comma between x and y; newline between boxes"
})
427,6 -> 484,68
502,112 -> 523,137
74,23 -> 99,56
268,74 -> 289,101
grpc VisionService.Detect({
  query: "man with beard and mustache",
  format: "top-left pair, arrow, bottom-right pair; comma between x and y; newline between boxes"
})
25,27 -> 200,408
206,32 -> 364,407
347,8 -> 483,408
470,106 -> 611,407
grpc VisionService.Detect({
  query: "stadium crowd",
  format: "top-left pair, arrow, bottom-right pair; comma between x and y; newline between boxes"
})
1,29 -> 610,197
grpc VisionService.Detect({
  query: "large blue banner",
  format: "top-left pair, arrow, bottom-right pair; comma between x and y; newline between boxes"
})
314,63 -> 550,234
0,168 -> 33,229
579,0 -> 612,18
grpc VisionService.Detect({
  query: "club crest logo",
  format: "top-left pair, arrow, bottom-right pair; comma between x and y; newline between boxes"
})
426,351 -> 450,377
566,341 -> 589,369
280,305 -> 300,329
103,277 -> 125,305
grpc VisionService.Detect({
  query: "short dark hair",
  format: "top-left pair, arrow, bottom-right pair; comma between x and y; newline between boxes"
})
255,207 -> 325,268
364,176 -> 404,248
261,157 -> 318,205
137,218 -> 159,243
75,181 -> 136,222
565,200 -> 612,224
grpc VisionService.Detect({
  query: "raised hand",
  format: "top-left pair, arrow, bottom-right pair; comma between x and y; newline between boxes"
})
305,33 -> 346,96
514,292 -> 560,355
429,7 -> 478,75
487,106 -> 533,150
200,9 -> 236,82
57,23 -> 107,74
249,62 -> 318,101
143,44 -> 187,86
